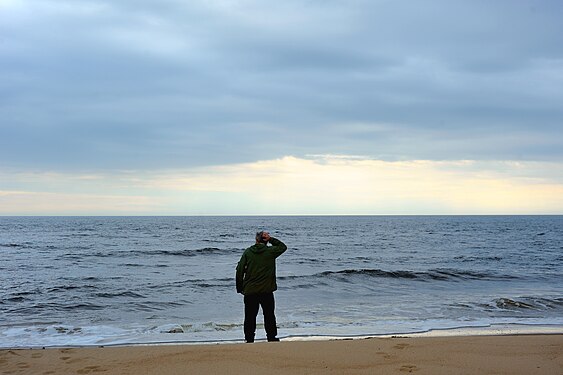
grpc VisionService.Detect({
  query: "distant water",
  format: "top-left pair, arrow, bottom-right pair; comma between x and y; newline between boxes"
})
1,216 -> 562,347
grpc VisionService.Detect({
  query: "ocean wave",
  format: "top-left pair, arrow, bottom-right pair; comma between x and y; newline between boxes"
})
320,269 -> 419,279
496,298 -> 536,310
89,247 -> 241,258
133,301 -> 185,312
56,247 -> 241,259
146,278 -> 233,290
5,296 -> 26,303
82,276 -> 102,282
95,291 -> 146,299
0,242 -> 33,249
7,302 -> 106,314
280,268 -> 517,282
454,255 -> 503,262
494,297 -> 563,311
452,297 -> 563,313
427,269 -> 516,280
159,322 -> 242,334
47,285 -> 98,293
2,290 -> 43,303
156,247 -> 240,256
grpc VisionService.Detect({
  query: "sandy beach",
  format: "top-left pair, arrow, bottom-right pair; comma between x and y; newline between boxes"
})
1,334 -> 561,375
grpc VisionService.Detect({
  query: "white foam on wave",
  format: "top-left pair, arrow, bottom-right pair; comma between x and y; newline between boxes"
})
277,323 -> 563,342
0,322 -> 246,349
398,323 -> 563,337
2,320 -> 563,349
0,324 -> 133,348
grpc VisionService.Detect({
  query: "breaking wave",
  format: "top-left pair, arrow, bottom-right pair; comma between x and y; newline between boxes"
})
280,268 -> 518,283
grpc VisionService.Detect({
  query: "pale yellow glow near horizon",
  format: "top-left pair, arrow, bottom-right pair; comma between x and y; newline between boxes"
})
143,156 -> 563,214
0,190 -> 161,215
1,156 -> 563,214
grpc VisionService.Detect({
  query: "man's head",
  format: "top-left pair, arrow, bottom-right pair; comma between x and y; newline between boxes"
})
256,231 -> 270,244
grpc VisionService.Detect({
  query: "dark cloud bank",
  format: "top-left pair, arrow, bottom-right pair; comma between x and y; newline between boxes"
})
1,0 -> 562,171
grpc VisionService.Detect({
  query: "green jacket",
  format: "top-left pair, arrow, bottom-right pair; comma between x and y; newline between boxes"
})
236,237 -> 287,295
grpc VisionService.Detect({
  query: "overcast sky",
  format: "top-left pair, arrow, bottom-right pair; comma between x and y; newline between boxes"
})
1,0 -> 562,214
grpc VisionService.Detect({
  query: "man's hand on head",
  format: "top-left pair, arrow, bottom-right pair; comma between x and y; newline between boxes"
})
262,232 -> 271,243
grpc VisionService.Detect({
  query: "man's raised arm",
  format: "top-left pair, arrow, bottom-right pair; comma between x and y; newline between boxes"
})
268,237 -> 287,258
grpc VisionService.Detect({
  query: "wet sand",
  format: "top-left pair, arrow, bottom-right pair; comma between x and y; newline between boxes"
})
1,334 -> 562,374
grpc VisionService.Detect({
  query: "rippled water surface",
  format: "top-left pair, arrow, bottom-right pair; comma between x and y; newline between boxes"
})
1,216 -> 562,347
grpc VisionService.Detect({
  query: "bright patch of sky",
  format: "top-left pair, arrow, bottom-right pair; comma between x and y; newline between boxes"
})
1,0 -> 562,214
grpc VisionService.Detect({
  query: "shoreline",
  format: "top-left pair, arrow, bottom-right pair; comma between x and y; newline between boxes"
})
1,334 -> 561,374
2,323 -> 562,350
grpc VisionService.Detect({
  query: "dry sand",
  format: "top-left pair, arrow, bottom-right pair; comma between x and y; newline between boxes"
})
1,334 -> 562,375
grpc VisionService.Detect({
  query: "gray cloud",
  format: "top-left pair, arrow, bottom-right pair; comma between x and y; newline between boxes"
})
1,0 -> 562,172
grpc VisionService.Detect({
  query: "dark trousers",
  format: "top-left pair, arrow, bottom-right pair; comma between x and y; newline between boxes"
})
244,292 -> 277,341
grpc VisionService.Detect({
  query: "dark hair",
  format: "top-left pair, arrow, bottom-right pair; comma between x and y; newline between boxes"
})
256,231 -> 267,243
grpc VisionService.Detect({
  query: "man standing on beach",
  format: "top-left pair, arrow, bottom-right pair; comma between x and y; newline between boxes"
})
236,231 -> 287,343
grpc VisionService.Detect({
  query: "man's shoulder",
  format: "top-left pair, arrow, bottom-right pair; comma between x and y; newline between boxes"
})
243,245 -> 256,254
244,244 -> 256,250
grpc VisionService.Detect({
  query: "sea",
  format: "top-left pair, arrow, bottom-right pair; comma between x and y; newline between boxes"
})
1,216 -> 562,348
